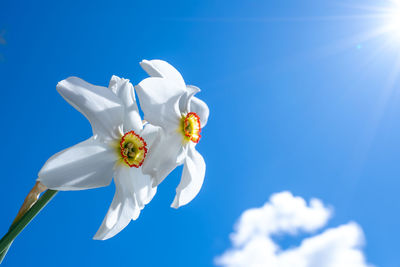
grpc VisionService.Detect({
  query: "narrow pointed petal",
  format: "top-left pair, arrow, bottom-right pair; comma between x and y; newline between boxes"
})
57,77 -> 124,140
171,144 -> 206,209
140,59 -> 186,88
189,96 -> 209,128
135,78 -> 183,130
38,138 -> 116,190
93,167 -> 140,240
108,76 -> 143,133
142,131 -> 184,186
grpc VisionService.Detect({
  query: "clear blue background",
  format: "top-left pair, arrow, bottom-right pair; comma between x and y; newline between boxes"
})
0,0 -> 399,266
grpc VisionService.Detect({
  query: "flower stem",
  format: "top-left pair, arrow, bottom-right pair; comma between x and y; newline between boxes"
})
0,243 -> 11,263
0,189 -> 57,263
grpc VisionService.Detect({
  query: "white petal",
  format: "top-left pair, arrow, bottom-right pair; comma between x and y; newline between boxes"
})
142,131 -> 184,186
38,138 -> 116,190
189,96 -> 210,128
179,85 -> 201,113
108,76 -> 143,133
171,144 -> 206,209
130,167 -> 157,209
177,86 -> 209,128
141,123 -> 161,148
140,59 -> 186,88
135,77 -> 183,130
139,124 -> 161,197
93,166 -> 140,240
57,77 -> 124,140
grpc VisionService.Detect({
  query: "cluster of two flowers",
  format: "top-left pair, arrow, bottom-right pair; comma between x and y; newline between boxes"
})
37,60 -> 209,240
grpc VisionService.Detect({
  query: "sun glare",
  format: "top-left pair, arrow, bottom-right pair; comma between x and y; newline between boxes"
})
384,2 -> 400,42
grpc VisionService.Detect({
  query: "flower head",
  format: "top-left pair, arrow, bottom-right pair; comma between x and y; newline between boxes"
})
135,59 -> 209,209
37,75 -> 159,240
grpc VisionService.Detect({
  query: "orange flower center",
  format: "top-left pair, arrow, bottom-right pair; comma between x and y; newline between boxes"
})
181,112 -> 201,143
119,131 -> 147,168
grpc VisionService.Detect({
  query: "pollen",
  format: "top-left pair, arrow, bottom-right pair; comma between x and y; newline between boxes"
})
181,112 -> 201,143
119,131 -> 147,168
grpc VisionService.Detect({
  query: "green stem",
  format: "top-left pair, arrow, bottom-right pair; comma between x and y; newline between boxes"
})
0,243 -> 11,263
0,190 -> 57,263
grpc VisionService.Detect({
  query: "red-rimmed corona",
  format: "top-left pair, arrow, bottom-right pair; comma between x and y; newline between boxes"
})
181,112 -> 201,143
119,130 -> 148,168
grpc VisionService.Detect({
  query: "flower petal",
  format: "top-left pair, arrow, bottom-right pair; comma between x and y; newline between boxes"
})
177,86 -> 209,128
108,75 -> 143,133
130,167 -> 157,209
135,77 -> 183,130
93,166 -> 140,240
141,123 -> 161,147
38,138 -> 116,190
171,144 -> 206,209
189,96 -> 209,128
57,77 -> 124,140
140,59 -> 186,88
142,131 -> 184,186
179,85 -> 201,113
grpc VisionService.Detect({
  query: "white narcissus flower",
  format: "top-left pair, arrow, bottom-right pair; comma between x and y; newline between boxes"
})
135,59 -> 209,209
37,75 -> 159,240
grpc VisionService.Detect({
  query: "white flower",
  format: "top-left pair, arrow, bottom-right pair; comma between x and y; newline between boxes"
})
37,75 -> 159,240
135,59 -> 209,209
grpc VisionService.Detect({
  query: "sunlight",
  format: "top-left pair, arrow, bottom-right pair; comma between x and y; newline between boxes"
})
338,0 -> 400,48
383,1 -> 400,43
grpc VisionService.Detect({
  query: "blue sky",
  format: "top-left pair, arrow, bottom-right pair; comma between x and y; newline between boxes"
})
1,0 -> 400,266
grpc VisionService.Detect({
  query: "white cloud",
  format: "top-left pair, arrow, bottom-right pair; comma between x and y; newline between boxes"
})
215,191 -> 374,267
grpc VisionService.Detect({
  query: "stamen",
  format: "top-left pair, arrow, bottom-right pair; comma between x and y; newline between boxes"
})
181,112 -> 201,143
119,131 -> 147,168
